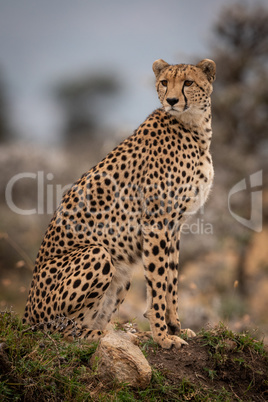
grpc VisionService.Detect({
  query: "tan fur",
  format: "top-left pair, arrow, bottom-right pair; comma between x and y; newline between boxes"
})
23,59 -> 216,349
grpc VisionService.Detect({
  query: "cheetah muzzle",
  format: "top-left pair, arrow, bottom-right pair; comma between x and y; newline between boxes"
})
23,58 -> 216,349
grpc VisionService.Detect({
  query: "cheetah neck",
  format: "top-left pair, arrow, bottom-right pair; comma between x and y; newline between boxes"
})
176,107 -> 212,151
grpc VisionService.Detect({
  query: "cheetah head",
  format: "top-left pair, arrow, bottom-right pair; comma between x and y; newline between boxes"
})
153,59 -> 216,122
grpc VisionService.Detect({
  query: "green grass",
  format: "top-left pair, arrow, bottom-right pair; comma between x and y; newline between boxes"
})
199,322 -> 267,399
0,310 -> 98,401
200,322 -> 266,361
101,373 -> 234,401
140,337 -> 159,358
0,312 -> 267,401
98,370 -> 234,402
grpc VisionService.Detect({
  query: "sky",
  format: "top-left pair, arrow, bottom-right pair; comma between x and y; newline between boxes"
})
0,0 -> 263,143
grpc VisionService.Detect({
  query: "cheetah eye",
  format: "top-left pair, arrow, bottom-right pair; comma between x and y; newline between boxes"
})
161,80 -> 168,87
184,80 -> 193,87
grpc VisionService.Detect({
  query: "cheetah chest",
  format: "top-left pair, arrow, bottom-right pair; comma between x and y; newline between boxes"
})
180,150 -> 214,221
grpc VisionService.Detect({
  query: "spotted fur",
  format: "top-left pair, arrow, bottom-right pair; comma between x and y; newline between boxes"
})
23,59 -> 216,349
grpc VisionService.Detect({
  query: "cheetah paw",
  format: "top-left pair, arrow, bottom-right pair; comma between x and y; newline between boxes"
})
159,335 -> 188,350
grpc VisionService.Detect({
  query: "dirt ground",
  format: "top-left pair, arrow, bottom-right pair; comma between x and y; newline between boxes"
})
144,333 -> 268,401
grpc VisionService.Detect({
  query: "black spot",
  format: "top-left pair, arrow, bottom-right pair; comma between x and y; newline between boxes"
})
88,292 -> 99,299
148,263 -> 155,272
70,292 -> 76,301
158,267 -> 165,275
102,283 -> 110,291
73,279 -> 81,289
94,262 -> 101,270
86,272 -> 93,280
82,283 -> 89,291
77,295 -> 85,303
102,262 -> 110,275
152,246 -> 159,256
62,291 -> 68,300
160,240 -> 166,249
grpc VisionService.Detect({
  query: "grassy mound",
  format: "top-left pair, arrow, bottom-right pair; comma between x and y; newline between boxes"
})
0,310 -> 267,401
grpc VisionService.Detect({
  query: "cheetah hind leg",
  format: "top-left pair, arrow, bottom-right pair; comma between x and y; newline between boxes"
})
30,315 -> 108,343
58,244 -> 117,343
63,323 -> 108,343
28,318 -> 108,343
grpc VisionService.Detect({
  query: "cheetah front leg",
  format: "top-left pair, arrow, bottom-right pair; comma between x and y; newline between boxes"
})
165,230 -> 181,336
142,227 -> 188,349
165,230 -> 196,339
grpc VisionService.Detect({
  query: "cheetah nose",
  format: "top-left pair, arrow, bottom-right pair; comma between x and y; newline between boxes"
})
166,98 -> 178,107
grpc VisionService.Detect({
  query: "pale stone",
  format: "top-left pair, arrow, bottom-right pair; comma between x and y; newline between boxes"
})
91,330 -> 152,388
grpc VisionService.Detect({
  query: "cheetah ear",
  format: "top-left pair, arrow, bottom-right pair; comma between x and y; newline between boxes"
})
196,59 -> 216,83
153,59 -> 170,78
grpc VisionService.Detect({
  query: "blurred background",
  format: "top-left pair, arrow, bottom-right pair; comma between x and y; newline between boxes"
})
0,0 -> 267,340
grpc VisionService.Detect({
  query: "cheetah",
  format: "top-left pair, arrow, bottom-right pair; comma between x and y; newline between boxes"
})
23,58 -> 216,349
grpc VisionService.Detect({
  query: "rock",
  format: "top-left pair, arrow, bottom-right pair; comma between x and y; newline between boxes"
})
91,330 -> 152,388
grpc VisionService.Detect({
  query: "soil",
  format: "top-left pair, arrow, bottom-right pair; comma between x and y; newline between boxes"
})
144,335 -> 268,401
